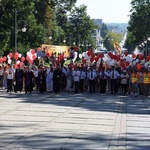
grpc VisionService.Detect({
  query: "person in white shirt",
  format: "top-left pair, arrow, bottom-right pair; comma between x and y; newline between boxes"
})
46,64 -> 54,92
0,65 -> 4,89
7,64 -> 14,93
72,67 -> 80,93
109,66 -> 120,94
120,70 -> 129,94
33,67 -> 39,91
66,66 -> 73,92
99,67 -> 109,94
79,66 -> 86,92
87,66 -> 97,93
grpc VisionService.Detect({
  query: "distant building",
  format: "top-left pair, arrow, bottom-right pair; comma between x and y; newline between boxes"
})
93,19 -> 103,27
92,29 -> 101,47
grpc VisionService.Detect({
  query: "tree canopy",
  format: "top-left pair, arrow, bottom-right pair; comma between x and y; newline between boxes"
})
0,0 -> 98,55
126,0 -> 150,51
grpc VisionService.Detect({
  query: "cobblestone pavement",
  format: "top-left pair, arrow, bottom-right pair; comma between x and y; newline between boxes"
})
0,90 -> 150,150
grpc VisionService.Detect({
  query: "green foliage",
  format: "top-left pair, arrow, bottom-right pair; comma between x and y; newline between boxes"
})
103,32 -> 123,50
101,23 -> 108,38
0,0 -> 98,56
127,0 -> 150,47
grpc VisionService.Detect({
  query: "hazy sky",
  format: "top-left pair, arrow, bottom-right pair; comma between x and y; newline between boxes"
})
76,0 -> 132,23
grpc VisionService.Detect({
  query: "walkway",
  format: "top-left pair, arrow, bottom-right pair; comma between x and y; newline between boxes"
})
0,91 -> 150,149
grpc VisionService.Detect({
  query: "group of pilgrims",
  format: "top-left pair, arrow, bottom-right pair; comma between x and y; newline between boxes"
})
0,61 -> 150,97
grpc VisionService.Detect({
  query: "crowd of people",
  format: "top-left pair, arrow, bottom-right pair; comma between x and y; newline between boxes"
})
0,62 -> 150,97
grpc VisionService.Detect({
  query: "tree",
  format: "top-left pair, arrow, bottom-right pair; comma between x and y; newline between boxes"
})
66,5 -> 97,51
101,23 -> 108,39
127,0 -> 150,47
103,31 -> 123,51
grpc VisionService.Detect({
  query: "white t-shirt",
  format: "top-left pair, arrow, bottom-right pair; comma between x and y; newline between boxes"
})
7,69 -> 14,79
72,70 -> 80,82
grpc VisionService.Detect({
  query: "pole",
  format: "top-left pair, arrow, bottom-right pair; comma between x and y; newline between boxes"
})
15,9 -> 18,52
43,22 -> 45,43
146,40 -> 148,56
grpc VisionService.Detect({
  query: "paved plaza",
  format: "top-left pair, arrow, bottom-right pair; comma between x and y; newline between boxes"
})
0,90 -> 150,150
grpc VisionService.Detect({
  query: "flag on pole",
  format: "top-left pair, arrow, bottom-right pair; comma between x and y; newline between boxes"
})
113,42 -> 122,54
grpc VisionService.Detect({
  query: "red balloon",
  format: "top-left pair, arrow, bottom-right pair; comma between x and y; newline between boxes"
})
31,49 -> 35,55
94,57 -> 98,62
121,63 -> 126,69
90,57 -> 94,62
125,61 -> 130,66
132,53 -> 136,58
14,52 -> 19,60
91,53 -> 95,58
146,55 -> 150,61
87,51 -> 91,56
21,57 -> 25,62
32,55 -> 37,60
19,62 -> 24,67
8,53 -> 13,58
14,63 -> 18,69
108,51 -> 112,56
82,59 -> 86,64
28,59 -> 33,64
26,56 -> 30,61
0,57 -> 3,63
88,49 -> 93,54
124,51 -> 128,56
74,46 -> 78,51
3,56 -> 7,62
137,63 -> 142,70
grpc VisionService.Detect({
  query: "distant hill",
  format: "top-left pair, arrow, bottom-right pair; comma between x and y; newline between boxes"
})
106,23 -> 128,34
93,19 -> 128,34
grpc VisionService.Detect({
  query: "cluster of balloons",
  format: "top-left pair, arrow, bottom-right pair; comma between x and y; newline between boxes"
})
80,49 -> 104,65
78,49 -> 150,70
0,49 -> 37,68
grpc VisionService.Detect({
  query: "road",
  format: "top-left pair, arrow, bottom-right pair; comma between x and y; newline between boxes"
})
0,90 -> 150,150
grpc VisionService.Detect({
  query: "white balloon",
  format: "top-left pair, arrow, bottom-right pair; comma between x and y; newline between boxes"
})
79,54 -> 82,59
144,62 -> 148,68
7,55 -> 10,59
141,59 -> 145,64
73,51 -> 78,62
8,59 -> 12,64
136,59 -> 139,63
27,51 -> 30,56
126,55 -> 133,62
34,53 -> 37,57
27,51 -> 33,60
16,60 -> 20,64
132,61 -> 136,65
98,58 -> 101,63
106,59 -> 110,65
84,52 -> 88,58
82,52 -> 86,57
18,53 -> 22,58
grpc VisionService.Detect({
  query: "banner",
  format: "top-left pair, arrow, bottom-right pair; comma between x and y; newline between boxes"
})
42,44 -> 71,58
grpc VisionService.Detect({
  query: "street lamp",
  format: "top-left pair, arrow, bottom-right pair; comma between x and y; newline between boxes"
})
145,37 -> 150,56
15,9 -> 27,52
63,39 -> 66,44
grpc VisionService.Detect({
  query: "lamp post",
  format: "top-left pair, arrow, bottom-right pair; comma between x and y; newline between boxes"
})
15,9 -> 27,52
146,37 -> 150,56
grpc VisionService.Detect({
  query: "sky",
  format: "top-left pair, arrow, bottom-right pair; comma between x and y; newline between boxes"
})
76,0 -> 132,23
